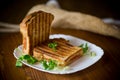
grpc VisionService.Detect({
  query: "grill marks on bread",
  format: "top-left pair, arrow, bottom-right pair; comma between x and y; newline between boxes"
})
20,11 -> 54,55
20,11 -> 83,66
33,38 -> 83,66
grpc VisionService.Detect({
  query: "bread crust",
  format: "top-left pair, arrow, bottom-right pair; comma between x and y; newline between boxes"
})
20,11 -> 54,55
33,38 -> 83,66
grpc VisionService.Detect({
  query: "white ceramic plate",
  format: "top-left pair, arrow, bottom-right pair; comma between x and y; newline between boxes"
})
13,34 -> 104,74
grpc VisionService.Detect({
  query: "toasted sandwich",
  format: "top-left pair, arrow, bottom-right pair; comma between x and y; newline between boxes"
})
20,11 -> 54,55
33,38 -> 83,66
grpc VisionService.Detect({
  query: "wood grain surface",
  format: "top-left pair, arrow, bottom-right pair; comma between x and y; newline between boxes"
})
0,0 -> 120,80
0,28 -> 120,80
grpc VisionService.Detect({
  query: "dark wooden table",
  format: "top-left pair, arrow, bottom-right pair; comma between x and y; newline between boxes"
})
0,0 -> 120,80
0,28 -> 120,80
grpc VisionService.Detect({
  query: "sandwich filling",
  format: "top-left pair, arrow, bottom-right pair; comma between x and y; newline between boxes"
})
19,10 -> 83,67
33,38 -> 83,66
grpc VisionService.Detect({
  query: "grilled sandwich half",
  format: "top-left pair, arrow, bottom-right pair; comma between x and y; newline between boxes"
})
20,11 -> 54,55
33,38 -> 83,66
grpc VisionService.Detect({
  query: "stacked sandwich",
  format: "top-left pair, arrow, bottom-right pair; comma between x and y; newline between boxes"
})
20,11 -> 83,66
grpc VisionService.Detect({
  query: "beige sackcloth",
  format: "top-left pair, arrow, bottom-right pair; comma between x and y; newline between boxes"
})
27,4 -> 120,39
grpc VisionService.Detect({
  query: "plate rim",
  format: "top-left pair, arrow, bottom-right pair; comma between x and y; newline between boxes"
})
13,34 -> 104,74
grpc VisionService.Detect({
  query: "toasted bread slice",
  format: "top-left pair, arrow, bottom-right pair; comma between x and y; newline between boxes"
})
33,38 -> 83,66
20,11 -> 54,55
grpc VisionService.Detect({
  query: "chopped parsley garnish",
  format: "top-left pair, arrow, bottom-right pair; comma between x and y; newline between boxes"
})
90,52 -> 96,57
16,55 -> 38,67
79,43 -> 88,53
40,59 -> 57,70
16,59 -> 23,67
48,42 -> 58,51
79,43 -> 96,57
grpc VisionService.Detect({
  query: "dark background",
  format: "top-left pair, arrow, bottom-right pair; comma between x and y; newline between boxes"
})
0,0 -> 119,24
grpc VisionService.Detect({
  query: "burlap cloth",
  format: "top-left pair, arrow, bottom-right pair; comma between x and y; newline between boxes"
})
27,4 -> 120,39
